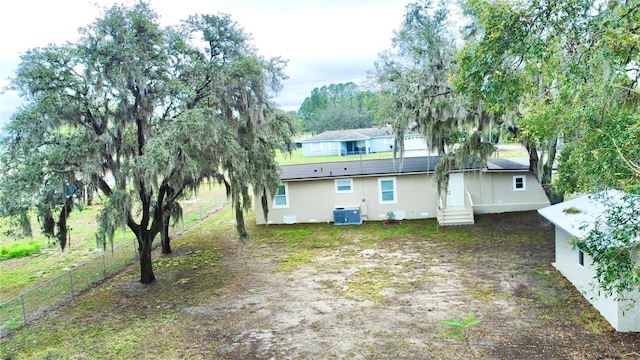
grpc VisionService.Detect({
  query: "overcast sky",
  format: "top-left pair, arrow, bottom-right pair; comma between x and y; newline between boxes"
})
0,0 -> 409,129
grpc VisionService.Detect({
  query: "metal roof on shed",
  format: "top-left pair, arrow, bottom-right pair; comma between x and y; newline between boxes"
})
537,189 -> 638,239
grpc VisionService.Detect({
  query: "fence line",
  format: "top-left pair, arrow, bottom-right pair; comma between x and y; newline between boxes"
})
0,239 -> 137,338
0,192 -> 230,338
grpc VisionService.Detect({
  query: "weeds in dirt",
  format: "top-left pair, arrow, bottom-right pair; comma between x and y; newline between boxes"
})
343,267 -> 393,303
467,283 -> 502,303
532,263 -> 613,333
440,313 -> 482,359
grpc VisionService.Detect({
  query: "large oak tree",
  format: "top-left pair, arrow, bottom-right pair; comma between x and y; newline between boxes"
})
1,3 -> 293,283
455,1 -> 639,296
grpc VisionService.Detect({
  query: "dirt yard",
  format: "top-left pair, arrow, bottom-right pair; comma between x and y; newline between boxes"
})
178,212 -> 640,359
4,211 -> 640,359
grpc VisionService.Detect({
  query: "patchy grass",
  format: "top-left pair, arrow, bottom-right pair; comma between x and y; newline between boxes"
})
0,207 -> 234,360
1,211 -> 638,359
0,182 -> 228,303
342,266 -> 393,303
531,261 -> 614,334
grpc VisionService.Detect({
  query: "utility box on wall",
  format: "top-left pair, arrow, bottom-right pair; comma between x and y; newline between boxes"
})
333,207 -> 362,225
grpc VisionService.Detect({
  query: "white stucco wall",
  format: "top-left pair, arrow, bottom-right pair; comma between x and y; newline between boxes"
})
553,227 -> 640,332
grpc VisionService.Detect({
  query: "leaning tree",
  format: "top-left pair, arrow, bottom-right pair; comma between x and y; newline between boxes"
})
2,3 -> 293,283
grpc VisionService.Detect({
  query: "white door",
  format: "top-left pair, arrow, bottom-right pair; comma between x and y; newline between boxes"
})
446,173 -> 465,207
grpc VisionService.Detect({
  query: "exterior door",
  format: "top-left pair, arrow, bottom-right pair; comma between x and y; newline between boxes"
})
446,173 -> 465,207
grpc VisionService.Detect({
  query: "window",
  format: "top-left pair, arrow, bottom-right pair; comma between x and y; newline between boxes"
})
273,184 -> 289,208
578,249 -> 584,267
513,175 -> 526,191
311,142 -> 322,152
378,178 -> 397,204
335,179 -> 353,193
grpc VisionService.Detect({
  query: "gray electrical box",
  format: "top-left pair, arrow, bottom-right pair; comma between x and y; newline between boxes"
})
333,207 -> 362,225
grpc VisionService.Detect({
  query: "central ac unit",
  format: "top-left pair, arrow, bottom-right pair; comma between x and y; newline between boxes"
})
333,207 -> 362,225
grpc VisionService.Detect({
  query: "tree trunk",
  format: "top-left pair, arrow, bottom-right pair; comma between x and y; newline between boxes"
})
86,184 -> 95,205
161,215 -> 172,255
20,213 -> 32,238
541,137 -> 561,203
523,139 -> 539,180
57,196 -> 73,251
138,231 -> 156,284
235,203 -> 249,240
437,138 -> 446,156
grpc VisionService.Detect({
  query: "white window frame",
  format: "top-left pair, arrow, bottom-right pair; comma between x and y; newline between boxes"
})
335,179 -> 353,194
577,249 -> 585,267
513,175 -> 526,192
378,177 -> 397,204
273,184 -> 289,209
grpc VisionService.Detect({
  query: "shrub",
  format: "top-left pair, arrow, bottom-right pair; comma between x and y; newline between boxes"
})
0,240 -> 42,259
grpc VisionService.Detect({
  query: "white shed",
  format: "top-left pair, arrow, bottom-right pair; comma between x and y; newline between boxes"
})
537,190 -> 640,332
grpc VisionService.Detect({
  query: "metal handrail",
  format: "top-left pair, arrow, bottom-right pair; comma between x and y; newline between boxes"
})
465,190 -> 474,208
465,191 -> 474,218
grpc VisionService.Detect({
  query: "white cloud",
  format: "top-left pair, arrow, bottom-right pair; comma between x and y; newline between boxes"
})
0,0 -> 407,120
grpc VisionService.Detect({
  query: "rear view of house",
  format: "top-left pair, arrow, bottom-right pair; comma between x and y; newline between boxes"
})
255,156 -> 549,226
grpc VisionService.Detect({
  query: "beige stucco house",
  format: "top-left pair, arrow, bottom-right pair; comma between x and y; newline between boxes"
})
255,156 -> 549,226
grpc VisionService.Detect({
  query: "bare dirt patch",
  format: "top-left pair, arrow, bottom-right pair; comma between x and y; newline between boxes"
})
178,212 -> 640,359
4,211 -> 640,359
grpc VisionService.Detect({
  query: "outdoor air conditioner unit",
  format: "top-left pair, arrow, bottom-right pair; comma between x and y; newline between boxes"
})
333,207 -> 362,225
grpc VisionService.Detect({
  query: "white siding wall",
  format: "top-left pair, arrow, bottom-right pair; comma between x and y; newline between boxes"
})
403,135 -> 427,150
369,137 -> 394,153
301,142 -> 340,157
553,227 -> 640,331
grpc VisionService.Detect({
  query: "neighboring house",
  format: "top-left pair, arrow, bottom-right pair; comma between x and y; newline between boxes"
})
255,156 -> 549,226
300,126 -> 426,157
537,190 -> 640,332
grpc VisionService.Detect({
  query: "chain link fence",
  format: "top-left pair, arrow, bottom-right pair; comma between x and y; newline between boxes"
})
0,189 -> 230,338
0,239 -> 137,338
